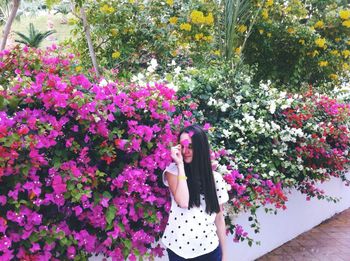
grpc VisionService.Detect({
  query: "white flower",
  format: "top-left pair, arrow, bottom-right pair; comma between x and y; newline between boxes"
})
221,103 -> 230,112
99,79 -> 108,87
268,170 -> 275,176
174,66 -> 181,74
269,101 -> 276,114
167,82 -> 178,92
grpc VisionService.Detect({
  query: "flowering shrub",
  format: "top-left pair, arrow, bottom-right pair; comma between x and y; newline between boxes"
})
0,46 -> 199,260
177,65 -> 350,201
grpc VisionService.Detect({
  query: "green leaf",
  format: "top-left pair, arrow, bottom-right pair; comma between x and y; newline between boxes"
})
106,205 -> 117,225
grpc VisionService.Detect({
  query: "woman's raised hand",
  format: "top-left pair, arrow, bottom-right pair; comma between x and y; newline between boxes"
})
170,144 -> 183,165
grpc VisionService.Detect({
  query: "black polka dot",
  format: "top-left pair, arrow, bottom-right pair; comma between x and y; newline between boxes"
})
219,196 -> 222,198
192,248 -> 195,251
204,248 -> 206,251
181,213 -> 184,216
216,189 -> 219,191
164,236 -> 167,239
174,217 -> 177,220
182,233 -> 185,236
205,235 -> 208,238
179,246 -> 182,249
167,222 -> 169,225
222,187 -> 224,190
203,230 -> 206,233
193,216 -> 196,219
210,242 -> 212,244
199,223 -> 201,225
170,210 -> 173,213
175,239 -> 178,242
171,230 -> 174,233
196,236 -> 198,239
216,180 -> 218,183
169,243 -> 171,246
185,220 -> 188,223
200,210 -> 203,213
178,226 -> 181,228
177,204 -> 180,207
200,243 -> 202,246
190,229 -> 193,231
187,242 -> 190,244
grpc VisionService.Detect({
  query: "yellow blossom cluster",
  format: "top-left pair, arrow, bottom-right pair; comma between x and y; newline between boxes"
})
329,74 -> 338,80
112,51 -> 121,59
166,0 -> 174,6
299,39 -> 305,45
190,10 -> 214,25
342,50 -> 350,58
339,10 -> 350,20
314,21 -> 324,29
110,29 -> 118,36
100,4 -> 115,14
315,38 -> 326,48
169,17 -> 178,24
180,23 -> 192,31
261,9 -> 269,20
343,20 -> 350,28
343,63 -> 349,70
237,25 -> 247,33
318,61 -> 328,67
266,0 -> 274,7
330,50 -> 340,56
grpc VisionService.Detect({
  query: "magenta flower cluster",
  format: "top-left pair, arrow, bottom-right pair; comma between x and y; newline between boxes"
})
0,46 -> 196,260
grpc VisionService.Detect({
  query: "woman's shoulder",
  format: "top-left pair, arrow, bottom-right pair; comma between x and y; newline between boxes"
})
164,162 -> 179,176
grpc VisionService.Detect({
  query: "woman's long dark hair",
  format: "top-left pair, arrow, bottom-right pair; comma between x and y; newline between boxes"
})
179,124 -> 220,214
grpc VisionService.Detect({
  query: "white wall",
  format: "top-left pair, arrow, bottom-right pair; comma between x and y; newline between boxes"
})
91,174 -> 350,261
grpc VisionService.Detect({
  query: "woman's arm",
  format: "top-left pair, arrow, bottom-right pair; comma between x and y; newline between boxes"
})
166,162 -> 189,208
215,204 -> 227,261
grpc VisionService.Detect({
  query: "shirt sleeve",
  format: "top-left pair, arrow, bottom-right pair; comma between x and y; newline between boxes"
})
213,171 -> 229,205
162,162 -> 178,187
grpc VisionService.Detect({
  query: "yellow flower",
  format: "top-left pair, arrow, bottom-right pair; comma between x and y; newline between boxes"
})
68,18 -> 77,25
205,13 -> 214,25
342,50 -> 350,58
194,33 -> 204,41
343,63 -> 349,70
318,61 -> 328,67
342,20 -> 350,28
262,9 -> 269,20
259,29 -> 264,34
112,51 -> 121,59
347,40 -> 350,45
166,0 -> 174,5
335,38 -> 341,42
190,10 -> 205,24
329,74 -> 338,80
171,50 -> 178,56
339,10 -> 350,20
180,23 -> 191,31
235,47 -> 242,54
330,50 -> 339,56
314,21 -> 324,29
266,0 -> 273,7
213,50 -> 220,56
267,32 -> 272,37
100,4 -> 115,14
299,39 -> 305,45
206,35 -> 213,42
110,29 -> 118,36
312,50 -> 319,57
237,25 -> 247,33
315,38 -> 326,48
128,0 -> 135,3
75,66 -> 82,72
287,27 -> 295,34
169,17 -> 178,24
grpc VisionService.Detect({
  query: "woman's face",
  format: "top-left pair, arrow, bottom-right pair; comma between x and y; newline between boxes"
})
180,132 -> 193,163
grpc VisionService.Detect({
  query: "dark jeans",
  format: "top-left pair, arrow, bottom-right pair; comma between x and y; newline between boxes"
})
167,245 -> 222,261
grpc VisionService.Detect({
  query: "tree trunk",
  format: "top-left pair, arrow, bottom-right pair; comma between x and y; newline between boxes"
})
80,5 -> 100,78
1,0 -> 21,51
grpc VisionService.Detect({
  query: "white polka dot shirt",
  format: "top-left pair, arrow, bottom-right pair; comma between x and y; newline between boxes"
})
161,163 -> 229,259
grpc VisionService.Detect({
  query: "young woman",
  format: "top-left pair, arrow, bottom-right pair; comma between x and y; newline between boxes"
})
162,125 -> 229,261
